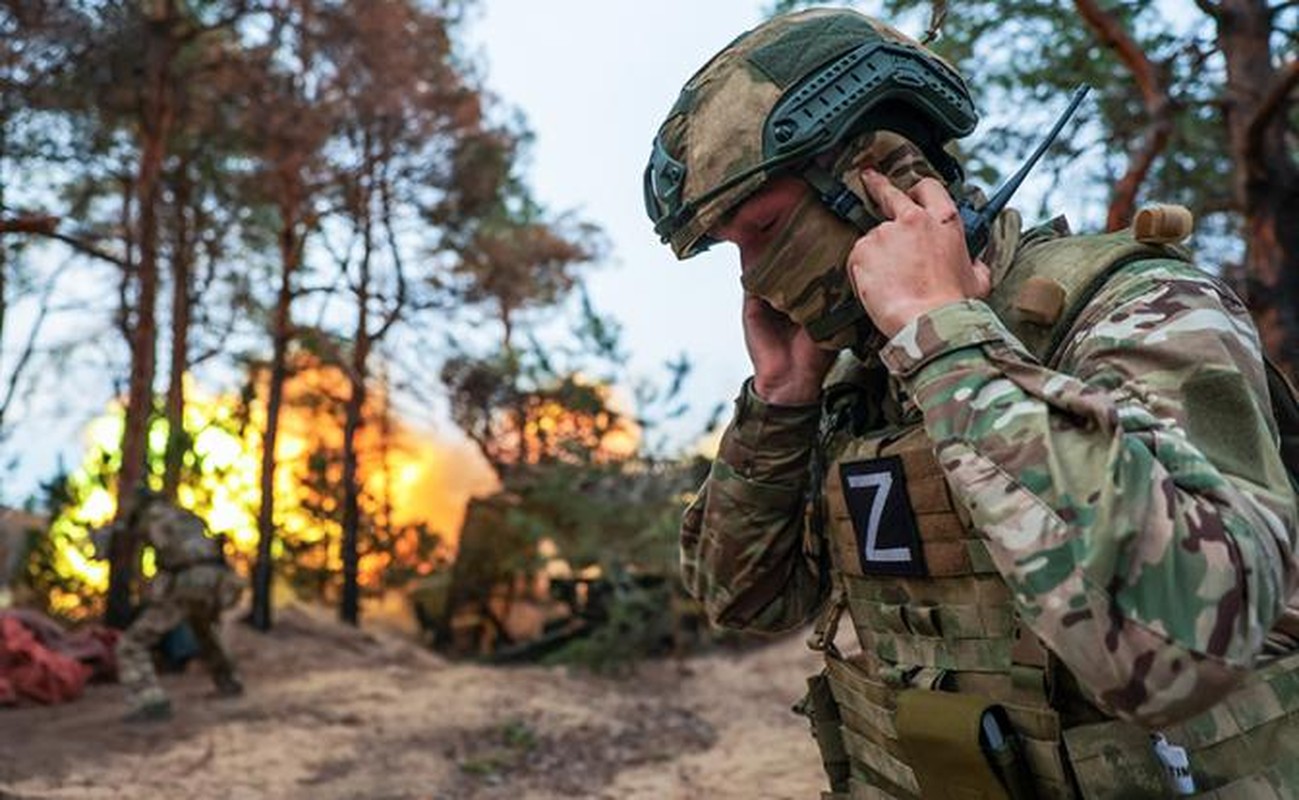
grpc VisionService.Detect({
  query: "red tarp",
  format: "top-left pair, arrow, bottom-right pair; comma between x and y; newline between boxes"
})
0,610 -> 118,706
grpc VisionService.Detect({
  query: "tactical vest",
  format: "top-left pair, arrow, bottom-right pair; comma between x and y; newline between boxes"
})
146,505 -> 224,572
803,228 -> 1299,799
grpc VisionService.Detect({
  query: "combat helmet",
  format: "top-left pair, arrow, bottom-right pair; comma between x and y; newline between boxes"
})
644,10 -> 976,342
643,9 -> 977,341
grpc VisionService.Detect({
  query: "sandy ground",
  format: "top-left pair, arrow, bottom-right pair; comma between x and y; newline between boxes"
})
0,605 -> 826,799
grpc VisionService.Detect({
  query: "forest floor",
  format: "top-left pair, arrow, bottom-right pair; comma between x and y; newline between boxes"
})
0,603 -> 825,799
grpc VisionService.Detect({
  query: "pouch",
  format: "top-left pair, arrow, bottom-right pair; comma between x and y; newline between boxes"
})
896,689 -> 1033,799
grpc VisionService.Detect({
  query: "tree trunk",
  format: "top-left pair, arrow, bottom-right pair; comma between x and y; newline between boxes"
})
162,159 -> 193,501
250,206 -> 300,632
108,12 -> 176,628
379,369 -> 394,545
1,103 -> 8,370
339,309 -> 370,626
340,169 -> 374,626
502,309 -> 530,465
1218,0 -> 1299,375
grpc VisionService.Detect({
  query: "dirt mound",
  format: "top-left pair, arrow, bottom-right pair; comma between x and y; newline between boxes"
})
231,602 -> 445,673
0,604 -> 824,799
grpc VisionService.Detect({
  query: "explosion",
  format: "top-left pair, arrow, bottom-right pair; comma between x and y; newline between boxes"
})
43,370 -> 498,617
35,356 -> 648,620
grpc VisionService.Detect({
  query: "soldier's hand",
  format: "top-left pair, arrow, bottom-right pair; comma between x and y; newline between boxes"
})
743,293 -> 834,405
847,170 -> 991,338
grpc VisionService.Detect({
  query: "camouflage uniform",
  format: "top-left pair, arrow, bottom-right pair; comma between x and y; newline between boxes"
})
685,213 -> 1299,793
651,9 -> 1299,796
116,500 -> 245,719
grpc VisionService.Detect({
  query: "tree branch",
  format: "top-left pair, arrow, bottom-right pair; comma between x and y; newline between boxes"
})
1075,0 -> 1164,112
1074,0 -> 1176,229
0,215 -> 58,235
0,215 -> 127,267
1246,59 -> 1299,166
0,261 -> 71,432
45,230 -> 127,267
373,154 -> 407,343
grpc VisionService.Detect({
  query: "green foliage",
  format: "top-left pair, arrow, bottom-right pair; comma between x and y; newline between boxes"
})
19,469 -> 99,621
505,458 -> 691,576
439,231 -> 716,667
542,570 -> 680,675
520,455 -> 713,672
500,718 -> 540,751
20,398 -> 258,618
5,0 -> 604,625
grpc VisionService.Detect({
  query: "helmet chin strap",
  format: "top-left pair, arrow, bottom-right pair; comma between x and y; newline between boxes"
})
800,162 -> 879,235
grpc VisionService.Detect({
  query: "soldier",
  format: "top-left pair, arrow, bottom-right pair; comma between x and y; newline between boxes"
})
97,487 -> 245,722
644,8 -> 1299,797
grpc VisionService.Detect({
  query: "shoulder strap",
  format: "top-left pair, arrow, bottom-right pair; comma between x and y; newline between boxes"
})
986,228 -> 1190,365
989,226 -> 1299,495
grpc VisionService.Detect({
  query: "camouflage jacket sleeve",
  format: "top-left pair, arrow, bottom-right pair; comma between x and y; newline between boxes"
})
879,258 -> 1299,727
680,379 -> 829,632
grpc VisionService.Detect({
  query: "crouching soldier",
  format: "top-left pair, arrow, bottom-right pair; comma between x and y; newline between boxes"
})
95,486 -> 246,722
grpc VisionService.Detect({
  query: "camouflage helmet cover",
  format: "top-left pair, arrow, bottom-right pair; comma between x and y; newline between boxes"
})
644,8 -> 977,259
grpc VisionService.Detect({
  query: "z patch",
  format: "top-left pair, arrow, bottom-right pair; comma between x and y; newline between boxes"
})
839,456 -> 927,577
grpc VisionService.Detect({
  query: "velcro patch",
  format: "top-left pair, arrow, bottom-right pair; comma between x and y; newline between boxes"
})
840,456 -> 927,577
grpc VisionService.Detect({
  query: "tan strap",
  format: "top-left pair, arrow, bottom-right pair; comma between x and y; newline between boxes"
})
841,573 -> 1013,607
1132,204 -> 1194,244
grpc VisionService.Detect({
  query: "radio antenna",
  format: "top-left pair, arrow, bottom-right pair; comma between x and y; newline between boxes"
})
962,84 -> 1091,256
